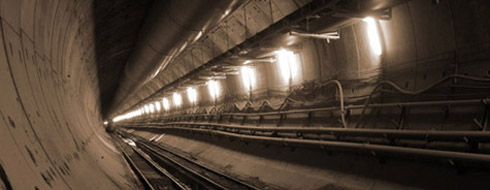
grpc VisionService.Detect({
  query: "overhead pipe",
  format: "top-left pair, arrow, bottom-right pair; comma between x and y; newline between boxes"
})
290,31 -> 340,42
111,0 -> 248,115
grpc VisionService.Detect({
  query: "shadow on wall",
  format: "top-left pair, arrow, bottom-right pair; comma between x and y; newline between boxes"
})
0,162 -> 12,190
0,0 -> 137,189
93,0 -> 154,117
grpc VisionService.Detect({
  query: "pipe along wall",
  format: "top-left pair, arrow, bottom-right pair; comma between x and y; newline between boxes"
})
0,0 -> 489,189
0,0 -> 136,189
119,0 -> 490,131
115,0 -> 490,189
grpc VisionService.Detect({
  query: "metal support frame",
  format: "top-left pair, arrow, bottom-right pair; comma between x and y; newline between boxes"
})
116,0 -> 344,116
390,105 -> 406,130
475,100 -> 490,131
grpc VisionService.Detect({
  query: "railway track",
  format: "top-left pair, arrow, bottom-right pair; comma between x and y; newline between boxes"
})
117,134 -> 261,190
118,138 -> 190,190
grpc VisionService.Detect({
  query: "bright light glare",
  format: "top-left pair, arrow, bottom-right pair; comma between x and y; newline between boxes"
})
362,17 -> 382,56
173,92 -> 182,107
103,121 -> 108,125
162,98 -> 170,111
194,31 -> 203,41
155,101 -> 161,112
111,108 -> 144,122
123,139 -> 136,147
275,49 -> 299,83
144,105 -> 150,113
149,104 -> 155,113
187,87 -> 198,104
240,66 -> 256,90
208,80 -> 220,99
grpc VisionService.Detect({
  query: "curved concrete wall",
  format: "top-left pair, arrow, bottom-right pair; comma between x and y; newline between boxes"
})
220,0 -> 490,104
129,0 -> 489,131
0,0 -> 135,189
116,1 -> 490,187
110,0 -> 314,116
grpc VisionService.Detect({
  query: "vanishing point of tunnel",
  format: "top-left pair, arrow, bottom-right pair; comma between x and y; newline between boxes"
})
1,0 -> 490,189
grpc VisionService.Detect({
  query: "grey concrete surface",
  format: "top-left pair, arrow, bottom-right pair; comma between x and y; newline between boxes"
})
1,0 -> 490,189
130,129 -> 490,190
0,0 -> 137,189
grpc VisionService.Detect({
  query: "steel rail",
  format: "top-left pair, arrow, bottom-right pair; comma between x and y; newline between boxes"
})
134,140 -> 261,190
131,146 -> 191,190
127,138 -> 259,189
121,151 -> 156,190
148,142 -> 260,190
125,126 -> 490,167
115,134 -> 190,190
140,141 -> 229,190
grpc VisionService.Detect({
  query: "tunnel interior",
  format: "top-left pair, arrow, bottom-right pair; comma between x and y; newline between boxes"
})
1,0 -> 490,189
93,0 -> 154,117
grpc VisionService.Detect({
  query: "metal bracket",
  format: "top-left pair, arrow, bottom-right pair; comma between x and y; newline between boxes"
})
390,105 -> 406,129
241,115 -> 247,125
306,111 -> 313,127
474,100 -> 490,131
217,114 -> 223,123
277,114 -> 286,126
332,8 -> 392,20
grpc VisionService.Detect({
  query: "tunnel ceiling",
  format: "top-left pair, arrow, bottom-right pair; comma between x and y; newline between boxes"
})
94,0 -> 154,117
109,0 -> 409,117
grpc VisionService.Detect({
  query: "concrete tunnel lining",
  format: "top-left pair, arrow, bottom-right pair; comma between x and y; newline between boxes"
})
0,0 -> 137,189
0,0 -> 490,189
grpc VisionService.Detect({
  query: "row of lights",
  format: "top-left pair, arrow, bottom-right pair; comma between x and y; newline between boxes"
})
112,79 -> 222,122
112,17 -> 382,123
112,49 -> 299,123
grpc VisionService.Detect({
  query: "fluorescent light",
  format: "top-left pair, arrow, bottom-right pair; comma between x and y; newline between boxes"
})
112,116 -> 121,122
194,31 -> 203,42
275,49 -> 299,83
173,92 -> 182,107
149,104 -> 155,113
187,87 -> 197,104
162,98 -> 170,111
363,17 -> 382,56
240,66 -> 256,91
208,80 -> 220,99
155,101 -> 161,112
